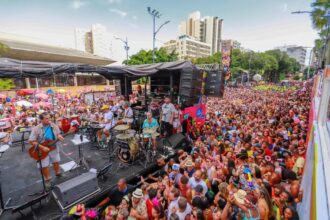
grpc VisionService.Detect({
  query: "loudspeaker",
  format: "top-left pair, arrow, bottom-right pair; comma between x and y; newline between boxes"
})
52,171 -> 100,211
179,68 -> 203,107
167,133 -> 186,149
205,70 -> 225,97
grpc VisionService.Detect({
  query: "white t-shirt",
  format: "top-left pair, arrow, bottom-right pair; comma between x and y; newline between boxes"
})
188,177 -> 208,195
104,111 -> 115,127
175,203 -> 192,220
161,103 -> 175,123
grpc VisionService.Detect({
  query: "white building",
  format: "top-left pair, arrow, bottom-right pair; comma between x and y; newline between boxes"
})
275,45 -> 307,67
75,23 -> 111,58
178,11 -> 223,54
162,35 -> 211,60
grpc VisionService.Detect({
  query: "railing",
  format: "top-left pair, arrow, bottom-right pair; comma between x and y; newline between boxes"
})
298,66 -> 330,220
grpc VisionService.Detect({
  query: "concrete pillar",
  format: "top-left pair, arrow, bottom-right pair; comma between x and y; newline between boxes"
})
74,76 -> 78,86
25,78 -> 30,88
106,80 -> 110,86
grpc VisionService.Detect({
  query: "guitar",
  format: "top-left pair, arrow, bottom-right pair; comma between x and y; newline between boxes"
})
28,128 -> 75,161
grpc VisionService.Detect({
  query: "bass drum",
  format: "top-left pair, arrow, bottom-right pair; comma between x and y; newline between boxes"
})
117,138 -> 139,163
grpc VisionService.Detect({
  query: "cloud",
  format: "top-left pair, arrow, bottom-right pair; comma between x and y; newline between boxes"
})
132,15 -> 138,20
70,0 -> 89,10
282,3 -> 288,12
109,8 -> 127,18
108,0 -> 122,4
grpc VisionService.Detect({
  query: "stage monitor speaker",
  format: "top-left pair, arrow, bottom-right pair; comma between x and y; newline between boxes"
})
52,171 -> 100,211
168,133 -> 186,150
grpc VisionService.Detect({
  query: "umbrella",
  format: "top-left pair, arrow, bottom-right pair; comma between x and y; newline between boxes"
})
35,93 -> 48,100
16,100 -> 33,107
57,89 -> 66,94
0,94 -> 6,99
253,74 -> 262,82
33,101 -> 51,108
17,89 -> 34,96
46,89 -> 55,95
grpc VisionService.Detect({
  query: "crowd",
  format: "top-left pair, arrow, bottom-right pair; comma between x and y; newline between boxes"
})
66,82 -> 309,220
0,82 -> 310,220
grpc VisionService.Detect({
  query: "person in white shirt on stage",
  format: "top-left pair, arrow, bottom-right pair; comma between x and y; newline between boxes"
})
97,105 -> 115,142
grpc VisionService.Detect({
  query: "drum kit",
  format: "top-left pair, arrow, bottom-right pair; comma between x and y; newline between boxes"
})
113,124 -> 160,167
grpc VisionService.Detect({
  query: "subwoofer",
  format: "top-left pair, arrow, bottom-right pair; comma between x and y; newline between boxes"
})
52,171 -> 100,211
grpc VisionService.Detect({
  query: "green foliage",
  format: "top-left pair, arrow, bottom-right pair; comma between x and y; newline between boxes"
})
0,43 -> 7,55
0,79 -> 15,90
125,48 -> 178,65
190,52 -> 222,64
230,49 -> 300,82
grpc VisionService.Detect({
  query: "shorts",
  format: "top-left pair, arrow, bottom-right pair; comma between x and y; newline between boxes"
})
123,118 -> 133,124
40,147 -> 60,168
104,124 -> 114,130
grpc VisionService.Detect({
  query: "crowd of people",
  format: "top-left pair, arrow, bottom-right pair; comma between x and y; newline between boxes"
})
66,82 -> 309,220
0,81 -> 310,220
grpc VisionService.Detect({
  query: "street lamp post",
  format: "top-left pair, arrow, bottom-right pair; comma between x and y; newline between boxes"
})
147,7 -> 170,63
114,36 -> 129,65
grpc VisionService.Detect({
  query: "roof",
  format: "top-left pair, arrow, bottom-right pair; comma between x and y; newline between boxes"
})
0,33 -> 115,65
0,58 -> 196,80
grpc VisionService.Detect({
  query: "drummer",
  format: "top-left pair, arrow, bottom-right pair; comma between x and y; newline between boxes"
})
97,105 -> 116,143
142,112 -> 159,150
118,102 -> 134,127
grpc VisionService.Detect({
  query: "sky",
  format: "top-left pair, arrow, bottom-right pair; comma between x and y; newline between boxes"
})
0,0 -> 319,64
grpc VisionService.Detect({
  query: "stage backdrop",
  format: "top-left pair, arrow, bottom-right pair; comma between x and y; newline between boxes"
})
183,104 -> 206,127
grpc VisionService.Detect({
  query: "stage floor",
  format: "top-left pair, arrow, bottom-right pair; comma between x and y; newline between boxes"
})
0,132 -> 174,220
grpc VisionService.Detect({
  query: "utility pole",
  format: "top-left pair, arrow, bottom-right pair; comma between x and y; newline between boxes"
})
147,7 -> 170,63
114,36 -> 129,65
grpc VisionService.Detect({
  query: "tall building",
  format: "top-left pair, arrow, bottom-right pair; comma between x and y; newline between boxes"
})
162,35 -> 211,60
178,11 -> 223,54
221,39 -> 241,51
75,23 -> 110,58
275,45 -> 307,67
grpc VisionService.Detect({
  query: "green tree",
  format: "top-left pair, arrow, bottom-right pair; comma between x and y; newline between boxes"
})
125,48 -> 178,65
190,52 -> 222,64
0,43 -> 14,90
0,79 -> 15,90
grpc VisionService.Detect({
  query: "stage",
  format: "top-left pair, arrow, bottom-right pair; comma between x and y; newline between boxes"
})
0,131 -> 179,220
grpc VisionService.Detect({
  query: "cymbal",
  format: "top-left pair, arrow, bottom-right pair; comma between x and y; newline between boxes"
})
0,132 -> 8,139
116,133 -> 133,140
143,128 -> 157,134
114,124 -> 129,131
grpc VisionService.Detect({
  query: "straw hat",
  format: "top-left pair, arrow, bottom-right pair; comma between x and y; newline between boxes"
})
185,160 -> 193,167
234,189 -> 247,204
132,188 -> 143,199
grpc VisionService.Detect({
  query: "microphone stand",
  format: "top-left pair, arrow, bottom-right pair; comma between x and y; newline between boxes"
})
29,144 -> 47,196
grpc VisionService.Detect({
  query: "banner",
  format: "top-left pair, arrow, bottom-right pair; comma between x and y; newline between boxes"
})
222,48 -> 232,81
183,104 -> 206,127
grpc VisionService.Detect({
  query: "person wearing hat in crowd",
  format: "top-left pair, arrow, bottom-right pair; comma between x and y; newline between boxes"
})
130,188 -> 148,220
169,163 -> 182,187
